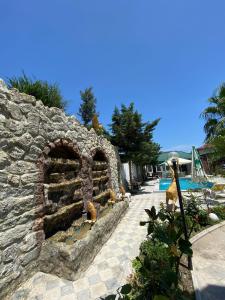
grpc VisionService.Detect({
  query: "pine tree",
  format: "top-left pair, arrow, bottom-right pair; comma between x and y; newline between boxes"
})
111,102 -> 160,165
110,102 -> 160,184
78,87 -> 96,126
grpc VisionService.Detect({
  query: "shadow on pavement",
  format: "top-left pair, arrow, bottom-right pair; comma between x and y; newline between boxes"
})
199,284 -> 225,300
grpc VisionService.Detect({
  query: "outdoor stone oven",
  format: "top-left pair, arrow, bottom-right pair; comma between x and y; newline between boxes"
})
0,80 -> 128,299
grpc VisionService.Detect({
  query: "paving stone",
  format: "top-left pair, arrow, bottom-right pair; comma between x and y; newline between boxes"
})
117,254 -> 129,263
88,273 -> 101,285
99,268 -> 116,281
12,289 -> 30,300
46,280 -> 60,291
61,283 -> 75,296
104,277 -> 120,291
106,257 -> 120,267
96,261 -> 109,270
30,295 -> 43,300
90,282 -> 107,299
77,289 -> 90,300
33,273 -> 45,285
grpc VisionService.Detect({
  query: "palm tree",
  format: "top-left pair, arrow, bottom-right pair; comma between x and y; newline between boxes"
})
201,83 -> 225,141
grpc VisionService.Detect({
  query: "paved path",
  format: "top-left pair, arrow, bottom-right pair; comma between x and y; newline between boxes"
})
12,181 -> 164,300
192,224 -> 225,300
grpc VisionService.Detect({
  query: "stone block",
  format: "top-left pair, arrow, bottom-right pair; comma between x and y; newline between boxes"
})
5,119 -> 24,135
7,101 -> 23,120
21,173 -> 39,185
0,223 -> 32,250
19,102 -> 34,114
0,150 -> 10,169
0,128 -> 14,139
0,183 -> 36,201
20,232 -> 40,253
2,244 -> 18,263
6,161 -> 37,175
7,174 -> 20,186
0,171 -> 8,184
24,145 -> 42,161
9,146 -> 25,160
0,113 -> 6,123
34,135 -> 46,149
18,133 -> 34,149
20,246 -> 41,266
22,94 -> 36,104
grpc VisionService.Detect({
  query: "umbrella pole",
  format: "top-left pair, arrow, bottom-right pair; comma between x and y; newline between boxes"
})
172,159 -> 193,270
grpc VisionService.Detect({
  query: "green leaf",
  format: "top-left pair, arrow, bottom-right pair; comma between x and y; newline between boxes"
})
178,238 -> 193,256
120,284 -> 132,295
145,208 -> 152,219
147,222 -> 154,235
151,206 -> 158,220
153,295 -> 170,300
101,295 -> 117,300
140,221 -> 148,226
145,206 -> 158,220
158,211 -> 167,221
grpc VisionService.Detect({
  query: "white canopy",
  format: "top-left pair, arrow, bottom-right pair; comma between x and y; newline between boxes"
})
162,158 -> 192,166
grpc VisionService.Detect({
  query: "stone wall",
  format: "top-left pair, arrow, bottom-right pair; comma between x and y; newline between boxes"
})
0,80 -> 121,298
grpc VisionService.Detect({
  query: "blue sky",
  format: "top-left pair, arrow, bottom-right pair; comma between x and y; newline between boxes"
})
1,0 -> 225,152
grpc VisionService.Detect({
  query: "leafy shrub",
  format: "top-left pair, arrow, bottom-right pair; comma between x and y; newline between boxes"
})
184,194 -> 210,227
198,209 -> 210,226
7,72 -> 66,109
129,240 -> 178,300
212,205 -> 225,219
104,201 -> 210,300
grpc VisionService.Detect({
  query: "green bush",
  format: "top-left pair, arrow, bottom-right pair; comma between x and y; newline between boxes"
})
7,73 -> 66,109
105,202 -> 208,300
129,240 -> 178,300
212,205 -> 225,219
198,209 -> 210,226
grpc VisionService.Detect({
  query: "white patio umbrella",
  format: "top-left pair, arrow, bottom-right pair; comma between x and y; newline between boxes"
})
166,157 -> 192,166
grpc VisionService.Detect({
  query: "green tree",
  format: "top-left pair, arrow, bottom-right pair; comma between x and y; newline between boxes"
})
110,103 -> 160,181
201,83 -> 225,141
78,87 -> 96,126
7,72 -> 66,109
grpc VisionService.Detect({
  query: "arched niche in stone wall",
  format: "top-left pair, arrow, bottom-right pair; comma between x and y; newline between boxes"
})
40,139 -> 84,239
91,149 -> 111,206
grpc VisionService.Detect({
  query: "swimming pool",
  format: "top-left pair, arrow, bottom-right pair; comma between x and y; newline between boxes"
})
159,177 -> 213,191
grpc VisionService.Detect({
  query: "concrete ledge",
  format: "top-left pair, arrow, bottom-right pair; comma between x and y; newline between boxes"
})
190,220 -> 225,244
190,220 -> 225,300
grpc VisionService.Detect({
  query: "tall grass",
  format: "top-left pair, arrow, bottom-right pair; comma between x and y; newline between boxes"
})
7,73 -> 66,109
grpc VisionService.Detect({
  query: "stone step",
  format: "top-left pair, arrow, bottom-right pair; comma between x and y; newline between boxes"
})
93,190 -> 110,203
92,161 -> 108,171
48,171 -> 78,183
47,178 -> 82,192
46,158 -> 80,172
44,201 -> 83,238
93,176 -> 109,184
92,170 -> 108,177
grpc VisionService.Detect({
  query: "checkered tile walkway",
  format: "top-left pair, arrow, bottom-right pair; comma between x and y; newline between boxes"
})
11,182 -> 164,300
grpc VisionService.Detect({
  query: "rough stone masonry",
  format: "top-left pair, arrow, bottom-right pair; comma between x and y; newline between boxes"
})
0,79 -> 125,299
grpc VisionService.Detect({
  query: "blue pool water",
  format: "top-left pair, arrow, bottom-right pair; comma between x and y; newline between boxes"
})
159,177 -> 214,191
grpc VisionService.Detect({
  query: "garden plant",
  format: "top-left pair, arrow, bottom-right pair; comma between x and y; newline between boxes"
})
104,194 -> 223,300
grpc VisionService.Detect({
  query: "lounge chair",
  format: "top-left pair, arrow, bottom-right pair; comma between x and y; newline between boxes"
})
211,184 -> 225,198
